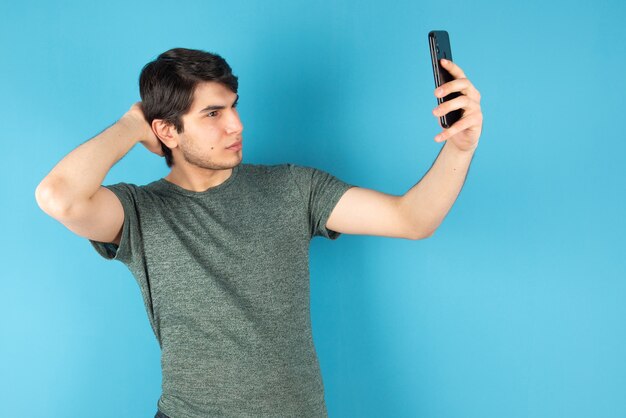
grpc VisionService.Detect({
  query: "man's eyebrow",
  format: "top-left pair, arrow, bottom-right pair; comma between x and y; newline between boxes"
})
198,94 -> 239,114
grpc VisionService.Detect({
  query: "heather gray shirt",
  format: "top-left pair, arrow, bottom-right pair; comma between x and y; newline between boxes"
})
89,162 -> 355,418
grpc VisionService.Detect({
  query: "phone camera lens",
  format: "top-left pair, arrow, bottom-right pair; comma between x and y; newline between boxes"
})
436,46 -> 440,53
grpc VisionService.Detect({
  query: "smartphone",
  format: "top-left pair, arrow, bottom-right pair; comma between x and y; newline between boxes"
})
428,30 -> 464,129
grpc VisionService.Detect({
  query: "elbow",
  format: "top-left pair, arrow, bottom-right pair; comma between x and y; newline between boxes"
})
409,228 -> 435,240
411,224 -> 437,241
35,181 -> 71,218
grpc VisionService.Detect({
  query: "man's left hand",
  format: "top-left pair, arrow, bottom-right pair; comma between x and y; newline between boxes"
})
432,59 -> 483,153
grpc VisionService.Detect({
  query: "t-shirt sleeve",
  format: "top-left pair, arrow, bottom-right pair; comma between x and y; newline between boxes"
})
88,183 -> 140,265
287,164 -> 356,240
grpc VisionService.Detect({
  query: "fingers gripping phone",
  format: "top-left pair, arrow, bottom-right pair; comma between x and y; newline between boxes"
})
428,30 -> 464,128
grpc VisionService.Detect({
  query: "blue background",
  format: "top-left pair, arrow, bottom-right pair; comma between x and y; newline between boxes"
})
2,0 -> 625,417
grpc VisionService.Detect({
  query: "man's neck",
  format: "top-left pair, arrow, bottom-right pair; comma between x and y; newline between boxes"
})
164,166 -> 234,192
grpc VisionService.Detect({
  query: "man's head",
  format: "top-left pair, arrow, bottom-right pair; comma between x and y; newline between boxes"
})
139,48 -> 242,169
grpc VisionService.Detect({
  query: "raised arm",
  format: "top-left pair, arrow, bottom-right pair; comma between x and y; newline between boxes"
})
326,59 -> 482,240
35,102 -> 162,245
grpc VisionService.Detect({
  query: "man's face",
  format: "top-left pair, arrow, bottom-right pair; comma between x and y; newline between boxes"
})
174,81 -> 243,170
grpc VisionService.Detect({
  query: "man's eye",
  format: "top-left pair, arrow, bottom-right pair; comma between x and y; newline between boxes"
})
208,111 -> 218,117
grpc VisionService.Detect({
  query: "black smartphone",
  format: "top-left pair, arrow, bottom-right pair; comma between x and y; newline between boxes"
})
428,30 -> 464,128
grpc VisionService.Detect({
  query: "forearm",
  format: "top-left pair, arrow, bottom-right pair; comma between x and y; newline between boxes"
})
36,120 -> 140,214
400,141 -> 476,236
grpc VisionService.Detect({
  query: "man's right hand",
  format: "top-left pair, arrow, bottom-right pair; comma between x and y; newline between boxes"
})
119,102 -> 166,157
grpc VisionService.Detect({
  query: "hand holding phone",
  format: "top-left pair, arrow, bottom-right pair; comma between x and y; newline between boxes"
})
428,30 -> 464,129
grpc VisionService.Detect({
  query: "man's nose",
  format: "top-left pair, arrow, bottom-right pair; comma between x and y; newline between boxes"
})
226,111 -> 243,134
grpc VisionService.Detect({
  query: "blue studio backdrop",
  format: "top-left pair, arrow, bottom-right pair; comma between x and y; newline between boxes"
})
2,0 -> 625,417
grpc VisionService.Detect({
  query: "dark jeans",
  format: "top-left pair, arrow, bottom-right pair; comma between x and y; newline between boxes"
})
154,411 -> 171,418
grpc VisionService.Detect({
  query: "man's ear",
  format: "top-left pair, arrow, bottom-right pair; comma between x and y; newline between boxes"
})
152,119 -> 179,150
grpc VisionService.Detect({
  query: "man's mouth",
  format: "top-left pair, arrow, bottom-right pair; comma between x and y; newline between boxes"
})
227,141 -> 242,151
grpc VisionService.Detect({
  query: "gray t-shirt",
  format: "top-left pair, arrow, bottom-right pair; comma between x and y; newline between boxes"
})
89,162 -> 355,418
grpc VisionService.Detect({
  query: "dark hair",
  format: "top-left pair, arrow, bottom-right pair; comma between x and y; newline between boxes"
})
139,48 -> 239,167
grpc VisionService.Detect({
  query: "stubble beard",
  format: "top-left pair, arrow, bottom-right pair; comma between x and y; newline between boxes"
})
179,137 -> 240,171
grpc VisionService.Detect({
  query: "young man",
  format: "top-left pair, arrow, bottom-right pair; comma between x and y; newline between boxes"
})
35,48 -> 482,417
